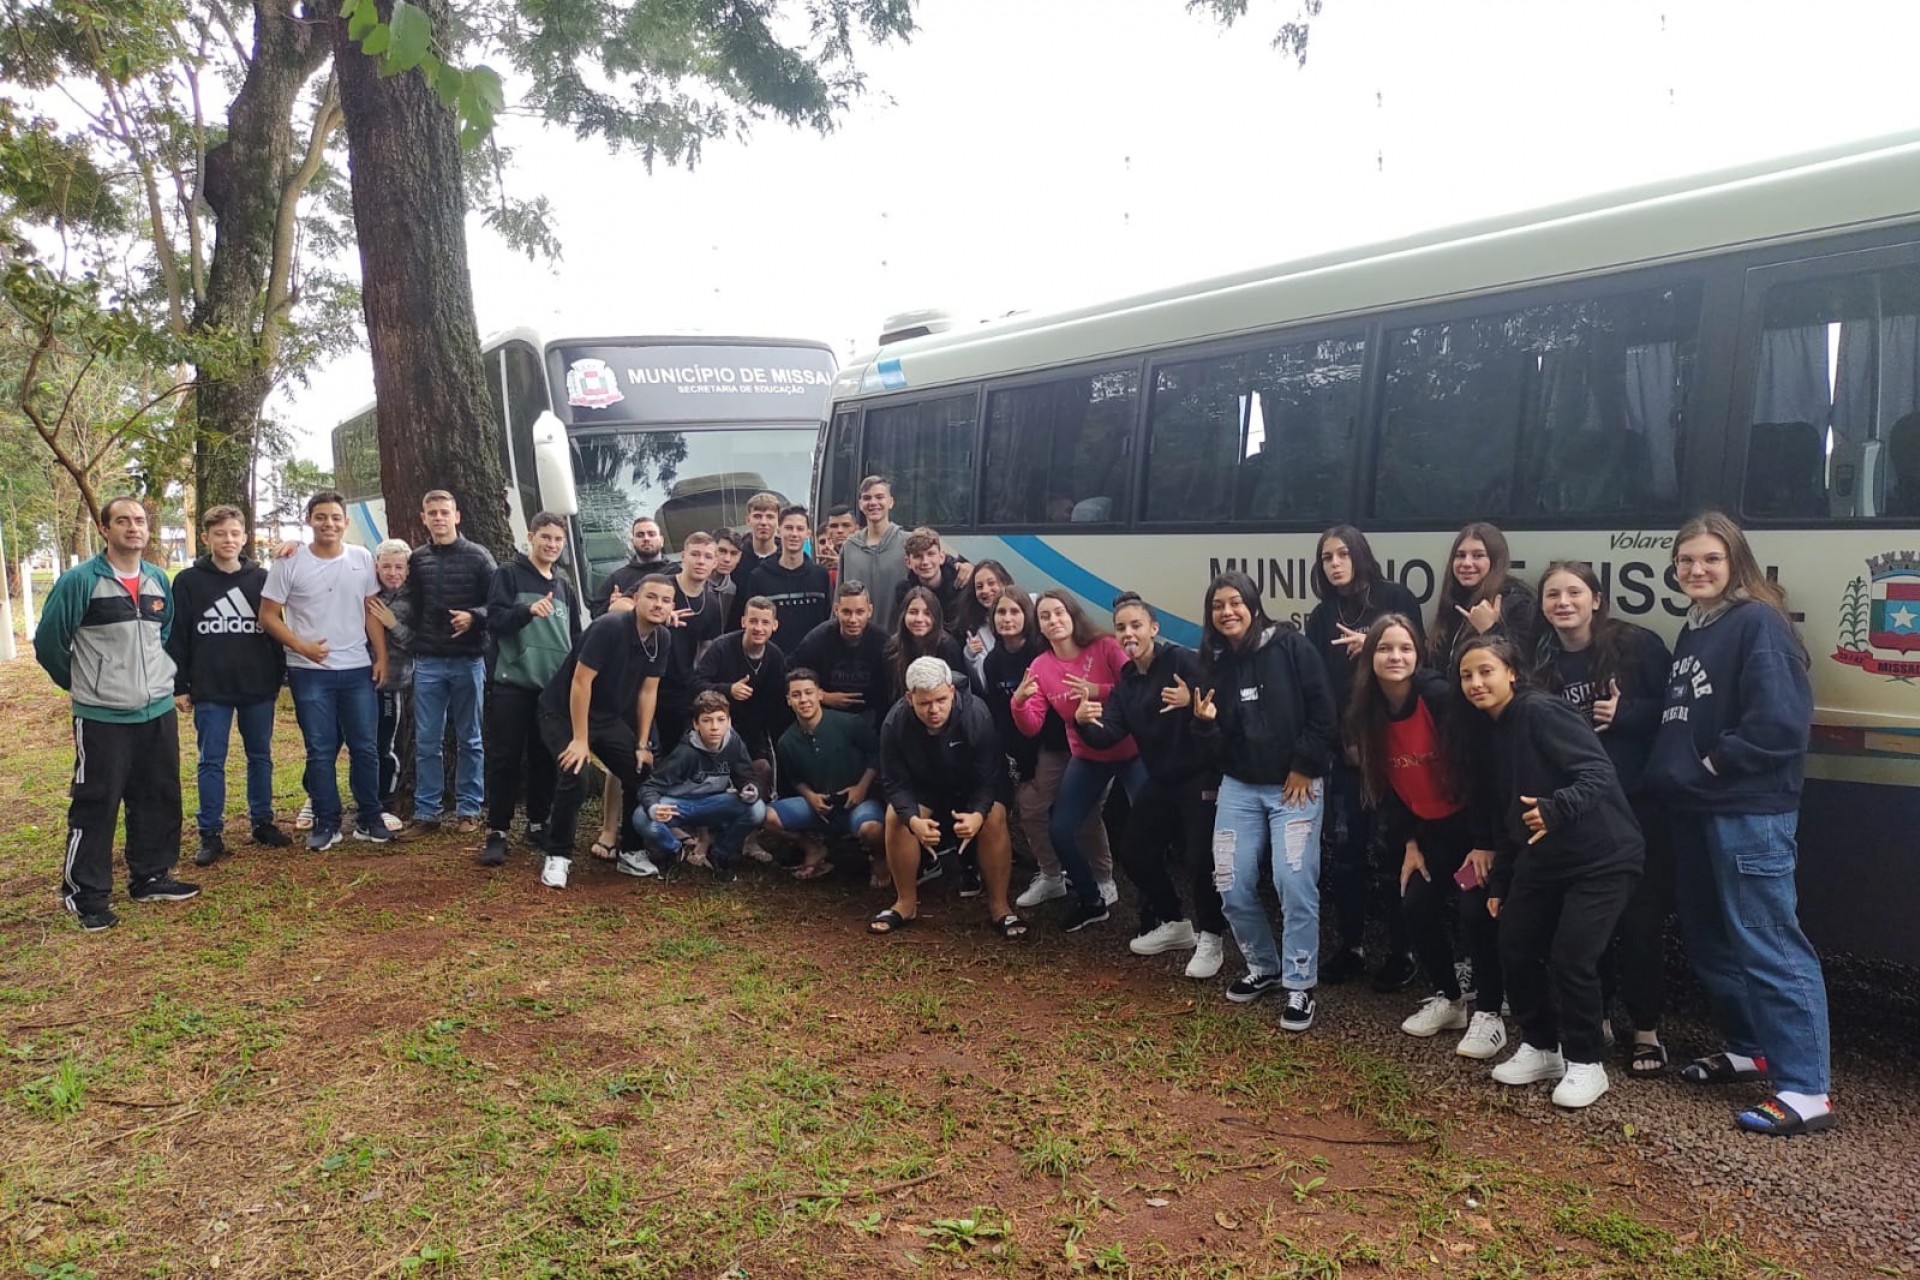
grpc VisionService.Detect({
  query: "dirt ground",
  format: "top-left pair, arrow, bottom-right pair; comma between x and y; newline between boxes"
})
0,659 -> 1900,1279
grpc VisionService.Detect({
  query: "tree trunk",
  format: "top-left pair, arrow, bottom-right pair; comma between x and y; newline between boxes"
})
191,0 -> 329,542
329,3 -> 511,556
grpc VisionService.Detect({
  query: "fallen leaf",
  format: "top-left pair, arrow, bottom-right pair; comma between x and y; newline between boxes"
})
1145,1197 -> 1170,1208
1214,1210 -> 1240,1230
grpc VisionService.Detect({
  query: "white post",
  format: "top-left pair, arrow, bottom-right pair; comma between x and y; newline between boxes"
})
0,521 -> 16,662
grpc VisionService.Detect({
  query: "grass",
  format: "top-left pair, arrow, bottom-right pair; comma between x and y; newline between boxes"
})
0,660 -> 1826,1280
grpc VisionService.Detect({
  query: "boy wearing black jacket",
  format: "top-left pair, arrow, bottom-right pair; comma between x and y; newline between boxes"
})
790,583 -> 891,724
890,528 -> 971,637
692,597 -> 788,798
168,505 -> 289,864
480,514 -> 582,866
633,692 -> 765,881
741,505 -> 831,648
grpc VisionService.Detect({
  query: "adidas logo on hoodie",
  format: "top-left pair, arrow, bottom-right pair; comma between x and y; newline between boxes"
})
198,586 -> 263,635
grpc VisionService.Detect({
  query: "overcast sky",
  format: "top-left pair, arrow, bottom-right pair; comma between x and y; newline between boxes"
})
282,0 -> 1920,461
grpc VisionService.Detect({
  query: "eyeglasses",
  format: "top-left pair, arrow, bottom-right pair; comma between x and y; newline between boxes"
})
1675,554 -> 1728,570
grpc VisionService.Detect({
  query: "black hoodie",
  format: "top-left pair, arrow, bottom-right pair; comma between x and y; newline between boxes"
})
1304,578 -> 1426,722
981,639 -> 1060,781
692,630 -> 789,746
1195,624 -> 1336,786
1079,640 -> 1216,786
638,724 -> 755,808
166,556 -> 284,704
589,553 -> 678,617
879,691 -> 1003,819
1475,687 -> 1644,898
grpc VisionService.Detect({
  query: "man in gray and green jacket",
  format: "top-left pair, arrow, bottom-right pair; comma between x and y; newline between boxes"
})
480,512 -> 583,866
33,496 -> 200,931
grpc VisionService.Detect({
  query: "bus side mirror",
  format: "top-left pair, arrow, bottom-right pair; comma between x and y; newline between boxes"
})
533,412 -> 578,517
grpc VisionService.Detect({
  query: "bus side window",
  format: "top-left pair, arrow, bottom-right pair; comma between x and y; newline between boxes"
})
823,407 -> 860,512
862,393 -> 976,528
1744,261 -> 1920,520
981,370 -> 1137,525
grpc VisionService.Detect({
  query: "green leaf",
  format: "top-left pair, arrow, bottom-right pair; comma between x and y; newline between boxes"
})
347,5 -> 379,42
386,0 -> 432,73
360,23 -> 391,56
466,64 -> 506,112
338,0 -> 362,19
431,61 -> 463,107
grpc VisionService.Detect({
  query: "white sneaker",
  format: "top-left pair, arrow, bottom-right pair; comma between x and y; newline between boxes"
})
381,811 -> 403,832
615,850 -> 660,879
1016,873 -> 1068,908
1491,1043 -> 1566,1086
1185,932 -> 1226,980
1097,879 -> 1119,906
1455,1011 -> 1508,1060
1130,920 -> 1198,956
1552,1061 -> 1610,1109
540,856 -> 570,889
1400,994 -> 1470,1038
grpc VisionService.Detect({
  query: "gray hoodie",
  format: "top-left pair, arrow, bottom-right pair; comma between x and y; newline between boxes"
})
836,523 -> 908,631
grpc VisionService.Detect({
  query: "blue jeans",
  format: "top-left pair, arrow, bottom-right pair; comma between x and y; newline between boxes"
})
1212,775 -> 1326,988
637,793 -> 767,867
1672,811 -> 1832,1095
770,795 -> 886,839
193,699 -> 278,833
412,655 -> 485,819
286,667 -> 381,833
1050,754 -> 1147,907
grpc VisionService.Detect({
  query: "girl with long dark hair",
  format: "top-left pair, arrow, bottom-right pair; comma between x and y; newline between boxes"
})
1012,590 -> 1144,933
1304,525 -> 1426,988
958,559 -> 1017,687
1458,635 -> 1643,1110
1429,522 -> 1537,673
885,586 -> 968,702
1646,511 -> 1832,1136
1345,614 -> 1506,1059
980,591 -> 1105,908
1192,569 -> 1337,1031
1534,562 -> 1674,1076
1077,593 -> 1229,979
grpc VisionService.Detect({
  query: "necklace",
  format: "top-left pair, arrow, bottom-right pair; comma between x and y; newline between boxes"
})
678,582 -> 708,618
637,626 -> 661,664
1337,585 -> 1372,629
741,641 -> 767,680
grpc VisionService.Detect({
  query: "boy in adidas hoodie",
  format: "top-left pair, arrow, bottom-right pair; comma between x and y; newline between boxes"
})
631,691 -> 765,881
167,505 -> 289,864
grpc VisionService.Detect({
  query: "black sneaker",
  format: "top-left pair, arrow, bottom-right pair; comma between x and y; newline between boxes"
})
1226,971 -> 1283,1003
351,821 -> 394,845
1370,951 -> 1419,992
710,860 -> 739,884
958,862 -> 983,899
1061,899 -> 1110,933
75,907 -> 118,932
252,822 -> 291,848
307,827 -> 343,852
129,876 -> 201,903
193,832 -> 227,868
1321,947 -> 1366,984
479,832 -> 509,866
917,851 -> 945,886
1280,987 -> 1317,1032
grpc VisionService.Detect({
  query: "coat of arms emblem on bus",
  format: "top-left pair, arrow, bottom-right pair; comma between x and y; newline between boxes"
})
1833,552 -> 1920,680
565,358 -> 625,410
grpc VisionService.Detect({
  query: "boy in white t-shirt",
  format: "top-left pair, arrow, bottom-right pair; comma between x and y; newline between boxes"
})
260,491 -> 391,851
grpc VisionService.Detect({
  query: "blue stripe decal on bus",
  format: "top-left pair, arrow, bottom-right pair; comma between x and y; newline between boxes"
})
355,501 -> 384,545
999,534 -> 1203,647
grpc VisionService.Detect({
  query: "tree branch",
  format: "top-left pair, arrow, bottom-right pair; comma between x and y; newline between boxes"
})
261,74 -> 340,367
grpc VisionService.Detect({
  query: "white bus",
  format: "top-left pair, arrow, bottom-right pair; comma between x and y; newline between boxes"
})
331,331 -> 835,599
815,131 -> 1920,964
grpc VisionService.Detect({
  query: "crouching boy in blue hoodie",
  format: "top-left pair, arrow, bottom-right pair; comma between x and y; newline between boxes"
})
630,690 -> 765,881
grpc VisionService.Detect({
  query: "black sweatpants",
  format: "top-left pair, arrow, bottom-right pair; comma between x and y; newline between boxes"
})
485,683 -> 557,833
1114,776 -> 1227,935
377,686 -> 411,810
539,713 -> 645,860
65,712 -> 182,914
1499,860 -> 1638,1065
1399,809 -> 1503,1009
1325,761 -> 1412,956
1603,796 -> 1674,1034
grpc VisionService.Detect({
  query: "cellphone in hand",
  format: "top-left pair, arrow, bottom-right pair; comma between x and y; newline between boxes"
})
1453,859 -> 1485,892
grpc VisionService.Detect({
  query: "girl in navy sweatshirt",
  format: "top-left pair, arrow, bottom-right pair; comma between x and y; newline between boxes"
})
1346,615 -> 1506,1061
1429,522 -> 1538,674
1646,511 -> 1832,1137
1459,635 -> 1643,1110
1304,524 -> 1426,989
1534,562 -> 1674,1077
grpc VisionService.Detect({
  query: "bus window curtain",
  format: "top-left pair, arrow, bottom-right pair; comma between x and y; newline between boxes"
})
1754,325 -> 1830,426
1623,343 -> 1680,505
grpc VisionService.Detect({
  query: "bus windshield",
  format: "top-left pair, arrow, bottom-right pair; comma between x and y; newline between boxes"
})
570,424 -> 816,596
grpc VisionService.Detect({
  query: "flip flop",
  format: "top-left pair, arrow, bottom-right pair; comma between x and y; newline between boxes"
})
994,913 -> 1029,940
792,860 -> 832,881
589,840 -> 618,863
1680,1052 -> 1768,1085
868,908 -> 914,936
1628,1042 -> 1669,1077
1735,1095 -> 1836,1137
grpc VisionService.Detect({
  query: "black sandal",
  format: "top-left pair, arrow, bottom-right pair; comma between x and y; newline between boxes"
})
1736,1095 -> 1836,1137
1680,1052 -> 1768,1085
1627,1041 -> 1669,1077
868,908 -> 914,936
995,913 -> 1028,939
